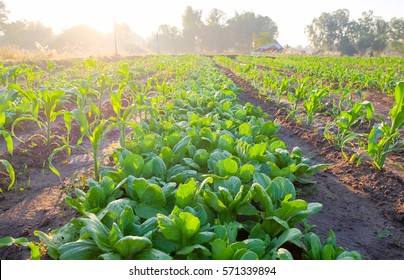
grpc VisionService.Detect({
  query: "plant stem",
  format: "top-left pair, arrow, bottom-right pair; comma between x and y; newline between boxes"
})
93,147 -> 100,181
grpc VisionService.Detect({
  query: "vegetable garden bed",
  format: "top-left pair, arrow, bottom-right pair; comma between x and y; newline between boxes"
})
0,55 -> 403,260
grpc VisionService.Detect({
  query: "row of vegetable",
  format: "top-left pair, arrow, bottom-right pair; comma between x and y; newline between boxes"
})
214,56 -> 404,170
236,55 -> 404,95
0,55 -> 361,259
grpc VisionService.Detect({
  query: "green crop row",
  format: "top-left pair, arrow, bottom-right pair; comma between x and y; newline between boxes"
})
237,55 -> 404,95
215,56 -> 404,170
14,56 -> 359,260
0,56 -> 361,260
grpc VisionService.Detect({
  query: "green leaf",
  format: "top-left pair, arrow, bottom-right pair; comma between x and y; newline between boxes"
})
79,214 -> 111,252
177,212 -> 200,241
243,239 -> 266,258
142,159 -> 154,179
165,132 -> 182,148
140,217 -> 158,235
207,150 -> 232,171
253,173 -> 271,188
307,233 -> 322,260
277,248 -> 294,260
238,164 -> 255,183
122,154 -> 144,177
152,156 -> 167,178
172,135 -> 191,155
135,203 -> 165,219
214,158 -> 238,177
0,236 -> 16,247
0,236 -> 30,247
293,202 -> 323,222
126,177 -> 148,201
109,223 -> 123,246
113,236 -> 152,259
390,81 -> 404,133
322,244 -> 336,260
274,198 -> 308,222
261,121 -> 280,137
119,206 -> 140,236
176,179 -> 197,208
193,149 -> 210,167
218,134 -> 235,153
248,143 -> 268,162
212,239 -> 234,260
204,189 -> 228,213
144,184 -> 166,207
72,108 -> 90,136
176,244 -> 211,256
268,177 -> 296,202
235,108 -> 247,121
97,198 -> 137,224
0,130 -> 13,154
240,250 -> 259,260
59,239 -> 102,260
252,183 -> 274,216
232,248 -> 248,260
160,146 -> 173,166
239,122 -> 252,137
269,228 -> 302,252
266,162 -> 293,179
262,216 -> 289,237
269,140 -> 287,152
100,252 -> 122,260
191,231 -> 215,244
85,184 -> 106,210
236,203 -> 259,216
135,248 -> 173,260
0,159 -> 15,191
157,215 -> 181,242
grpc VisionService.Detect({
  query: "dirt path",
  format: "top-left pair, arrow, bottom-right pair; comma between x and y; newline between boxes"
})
218,65 -> 404,260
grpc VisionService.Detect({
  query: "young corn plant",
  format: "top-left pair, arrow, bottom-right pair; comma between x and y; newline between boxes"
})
353,81 -> 404,169
0,130 -> 14,193
303,88 -> 328,126
11,85 -> 66,146
109,83 -> 135,148
50,109 -> 113,181
0,91 -> 15,192
275,76 -> 290,104
324,100 -> 374,158
72,109 -> 113,181
287,77 -> 312,118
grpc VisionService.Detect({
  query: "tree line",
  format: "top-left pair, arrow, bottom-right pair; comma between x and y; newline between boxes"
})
152,7 -> 278,53
306,9 -> 404,55
0,2 -> 278,55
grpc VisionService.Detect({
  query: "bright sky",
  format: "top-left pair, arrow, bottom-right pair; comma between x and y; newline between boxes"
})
3,0 -> 404,47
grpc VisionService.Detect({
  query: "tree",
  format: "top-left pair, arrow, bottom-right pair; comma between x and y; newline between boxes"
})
0,0 -> 7,32
227,12 -> 278,52
200,8 -> 229,53
389,17 -> 404,52
182,6 -> 203,53
154,24 -> 181,54
0,20 -> 53,50
51,25 -> 105,51
305,9 -> 351,51
354,11 -> 389,54
253,32 -> 272,48
107,23 -> 146,54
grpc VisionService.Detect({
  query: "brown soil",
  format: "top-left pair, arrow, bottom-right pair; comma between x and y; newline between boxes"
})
218,65 -> 404,260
